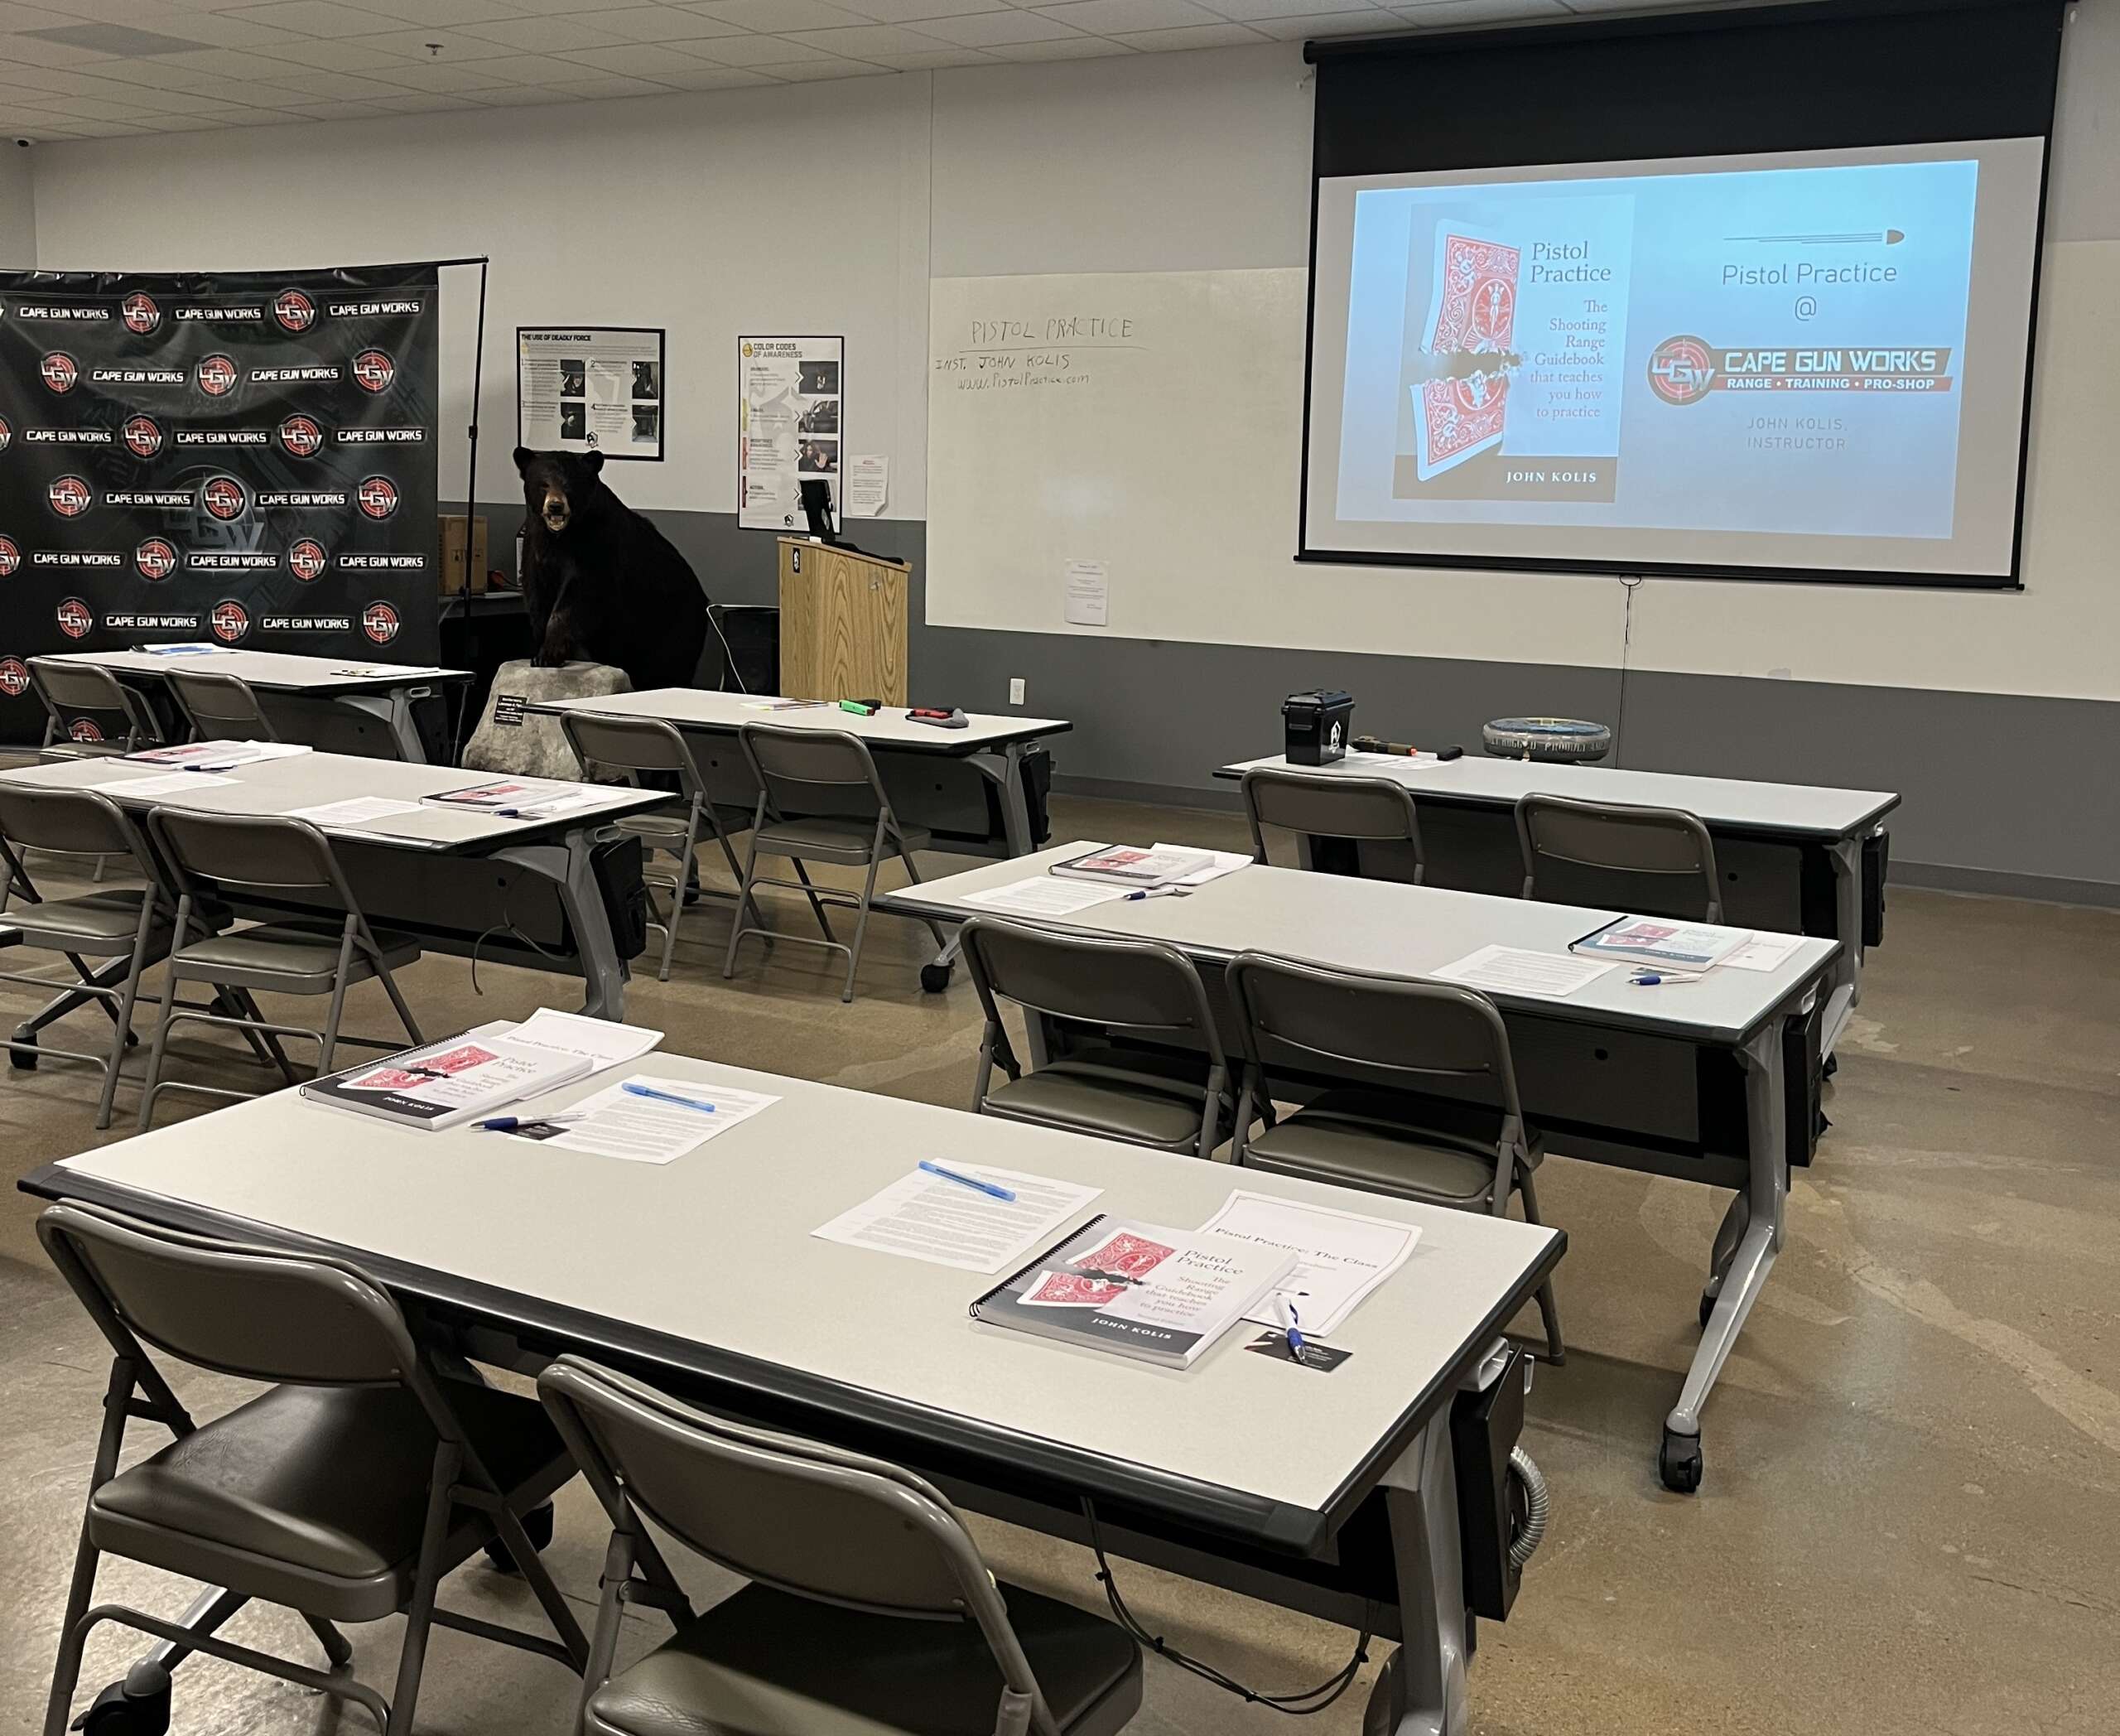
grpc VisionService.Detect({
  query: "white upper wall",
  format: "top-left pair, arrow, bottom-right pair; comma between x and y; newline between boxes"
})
0,142 -> 34,267
22,8 -> 2120,702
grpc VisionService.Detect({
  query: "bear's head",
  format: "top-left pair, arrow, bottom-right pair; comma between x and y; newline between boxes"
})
513,446 -> 605,538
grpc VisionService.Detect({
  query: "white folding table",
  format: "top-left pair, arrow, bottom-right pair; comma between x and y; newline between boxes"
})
0,751 -> 664,1023
23,1053 -> 1564,1736
44,647 -> 471,763
881,845 -> 1841,1492
1220,750 -> 1896,1058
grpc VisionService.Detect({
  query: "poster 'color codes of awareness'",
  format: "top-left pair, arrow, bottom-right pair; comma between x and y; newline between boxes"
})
0,264 -> 440,745
739,336 -> 841,530
518,326 -> 664,461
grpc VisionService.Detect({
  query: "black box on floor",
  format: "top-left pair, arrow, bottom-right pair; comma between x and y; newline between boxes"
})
1283,690 -> 1353,765
1452,1344 -> 1530,1622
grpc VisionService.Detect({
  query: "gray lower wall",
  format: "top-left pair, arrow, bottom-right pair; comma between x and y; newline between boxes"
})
465,498 -> 2120,908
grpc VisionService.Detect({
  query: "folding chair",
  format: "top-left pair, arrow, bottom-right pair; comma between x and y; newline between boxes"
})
0,787 -> 174,1128
961,915 -> 1231,1155
1241,764 -> 1425,882
137,809 -> 424,1129
1515,793 -> 1723,922
539,1356 -> 1141,1736
26,658 -> 162,759
558,711 -> 760,981
721,723 -> 947,1003
166,667 -> 277,743
1227,951 -> 1564,1362
37,1202 -> 586,1736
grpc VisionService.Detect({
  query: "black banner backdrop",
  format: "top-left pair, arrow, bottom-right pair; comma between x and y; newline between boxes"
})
0,263 -> 440,743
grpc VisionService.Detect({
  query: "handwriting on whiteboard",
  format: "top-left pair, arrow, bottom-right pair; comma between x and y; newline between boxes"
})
933,316 -> 1142,395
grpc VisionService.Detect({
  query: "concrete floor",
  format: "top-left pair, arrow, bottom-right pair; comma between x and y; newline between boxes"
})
1,788 -> 2115,1736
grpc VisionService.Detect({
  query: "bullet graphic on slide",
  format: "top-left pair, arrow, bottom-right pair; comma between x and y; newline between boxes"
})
1725,229 -> 1906,244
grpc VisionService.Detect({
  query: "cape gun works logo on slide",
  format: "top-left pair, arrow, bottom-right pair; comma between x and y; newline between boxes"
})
1648,335 -> 1717,407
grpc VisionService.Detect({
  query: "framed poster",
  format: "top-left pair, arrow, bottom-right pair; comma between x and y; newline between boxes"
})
517,326 -> 664,461
739,335 -> 841,531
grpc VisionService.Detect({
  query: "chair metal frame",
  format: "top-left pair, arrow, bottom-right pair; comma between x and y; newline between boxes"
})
540,1354 -> 1119,1736
136,808 -> 425,1129
1515,792 -> 1723,923
1226,950 -> 1564,1362
37,1202 -> 587,1736
960,914 -> 1231,1156
166,666 -> 278,743
721,722 -> 947,1003
1241,765 -> 1424,881
558,711 -> 762,981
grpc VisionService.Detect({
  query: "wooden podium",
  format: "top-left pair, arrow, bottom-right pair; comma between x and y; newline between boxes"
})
776,537 -> 909,704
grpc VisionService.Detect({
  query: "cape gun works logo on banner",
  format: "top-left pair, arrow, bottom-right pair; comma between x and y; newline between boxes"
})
356,475 -> 399,520
92,366 -> 186,387
135,537 -> 178,581
121,292 -> 161,335
362,600 -> 402,644
288,538 -> 329,581
195,354 -> 238,397
200,475 -> 248,522
279,415 -> 325,458
47,475 -> 92,517
55,596 -> 94,639
123,414 -> 163,459
351,349 -> 395,393
0,657 -> 30,697
272,288 -> 317,333
0,537 -> 21,577
40,351 -> 79,393
210,598 -> 252,643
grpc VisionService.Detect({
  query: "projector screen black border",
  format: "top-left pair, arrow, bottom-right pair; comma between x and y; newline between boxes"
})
1294,0 -> 2067,591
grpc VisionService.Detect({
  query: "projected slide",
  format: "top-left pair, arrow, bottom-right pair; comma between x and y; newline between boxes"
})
1303,140 -> 2046,581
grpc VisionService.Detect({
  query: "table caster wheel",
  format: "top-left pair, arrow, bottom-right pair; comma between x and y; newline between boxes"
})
919,962 -> 952,994
1659,1429 -> 1703,1494
10,1030 -> 36,1071
1699,1288 -> 1718,1330
483,1499 -> 556,1573
72,1661 -> 171,1735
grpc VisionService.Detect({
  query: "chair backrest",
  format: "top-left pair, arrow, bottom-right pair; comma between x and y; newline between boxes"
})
539,1357 -> 1064,1733
961,915 -> 1226,1058
739,721 -> 890,820
37,1202 -> 426,1391
559,711 -> 699,788
167,668 -> 275,743
1226,950 -> 1524,1125
1515,793 -> 1722,922
0,784 -> 150,867
147,808 -> 357,909
1242,768 -> 1422,868
27,658 -> 160,750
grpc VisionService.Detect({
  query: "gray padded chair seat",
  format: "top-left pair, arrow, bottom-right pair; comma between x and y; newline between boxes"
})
587,1580 -> 1142,1736
89,1380 -> 572,1622
7,888 -> 162,950
174,919 -> 420,984
983,1045 -> 1221,1147
1241,1088 -> 1501,1203
752,814 -> 932,861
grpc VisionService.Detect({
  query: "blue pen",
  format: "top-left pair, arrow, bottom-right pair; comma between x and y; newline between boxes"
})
918,1160 -> 1017,1202
622,1082 -> 717,1114
1123,885 -> 1192,901
1276,1295 -> 1304,1360
479,1112 -> 586,1132
1629,969 -> 1704,987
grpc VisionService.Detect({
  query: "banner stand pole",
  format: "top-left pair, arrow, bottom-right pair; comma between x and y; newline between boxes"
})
441,257 -> 491,760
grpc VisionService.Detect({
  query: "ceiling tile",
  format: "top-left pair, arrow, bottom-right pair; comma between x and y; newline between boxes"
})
1242,9 -> 1397,36
279,99 -> 397,117
683,0 -> 875,32
1034,0 -> 1226,33
590,4 -> 748,38
779,21 -> 959,54
899,5 -> 1077,41
157,72 -> 313,100
503,0 -> 658,11
556,39 -> 718,73
0,2 -> 89,28
981,32 -> 1125,55
865,44 -> 995,65
460,12 -> 613,48
830,0 -> 1005,19
344,0 -> 525,22
365,55 -> 518,85
0,32 -> 123,65
636,60 -> 776,83
250,37 -> 422,68
459,48 -> 585,75
1112,18 -> 1260,42
540,70 -> 682,93
87,82 -> 241,112
18,91 -> 158,119
1200,0 -> 1380,17
214,2 -> 390,36
464,81 -> 586,99
128,46 -> 306,76
345,26 -> 519,56
688,30 -> 839,61
1392,0 -> 1565,19
749,54 -> 882,75
367,87 -> 489,106
259,68 -> 429,96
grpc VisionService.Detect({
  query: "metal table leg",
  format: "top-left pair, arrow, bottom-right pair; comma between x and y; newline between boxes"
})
920,743 -> 1040,991
1365,1412 -> 1467,1736
338,686 -> 433,764
1820,835 -> 1862,1058
495,828 -> 628,1020
1660,1018 -> 1787,1492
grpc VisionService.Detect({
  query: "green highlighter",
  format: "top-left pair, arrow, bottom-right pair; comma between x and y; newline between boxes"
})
837,699 -> 880,716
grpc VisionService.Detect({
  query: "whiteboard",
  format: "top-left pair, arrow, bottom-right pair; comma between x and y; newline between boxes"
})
926,269 -> 1307,640
923,268 -> 1627,667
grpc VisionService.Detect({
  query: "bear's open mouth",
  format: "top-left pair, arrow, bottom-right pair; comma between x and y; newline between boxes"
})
542,499 -> 570,533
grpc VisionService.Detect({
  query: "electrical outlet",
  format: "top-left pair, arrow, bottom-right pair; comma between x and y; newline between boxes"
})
1009,678 -> 1025,706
